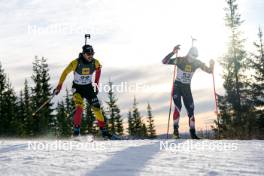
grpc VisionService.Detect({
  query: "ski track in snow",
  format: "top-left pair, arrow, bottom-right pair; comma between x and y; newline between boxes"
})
0,139 -> 263,176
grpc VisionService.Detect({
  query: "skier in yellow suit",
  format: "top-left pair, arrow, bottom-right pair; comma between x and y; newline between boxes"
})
54,44 -> 117,139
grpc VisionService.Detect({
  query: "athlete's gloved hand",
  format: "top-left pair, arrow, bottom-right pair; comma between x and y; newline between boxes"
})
54,84 -> 62,95
172,45 -> 181,54
209,59 -> 215,73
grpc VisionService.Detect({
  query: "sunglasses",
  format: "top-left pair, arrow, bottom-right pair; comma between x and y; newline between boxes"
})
84,52 -> 93,56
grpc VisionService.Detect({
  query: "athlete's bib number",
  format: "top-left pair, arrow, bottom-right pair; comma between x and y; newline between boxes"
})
181,73 -> 191,83
74,73 -> 92,85
176,68 -> 193,84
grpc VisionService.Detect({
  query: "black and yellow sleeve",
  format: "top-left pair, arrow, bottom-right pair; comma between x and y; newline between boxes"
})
94,59 -> 102,69
58,59 -> 78,85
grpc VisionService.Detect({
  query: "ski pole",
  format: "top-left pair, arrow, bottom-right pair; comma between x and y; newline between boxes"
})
166,66 -> 176,139
212,70 -> 218,114
32,91 -> 56,116
166,45 -> 180,139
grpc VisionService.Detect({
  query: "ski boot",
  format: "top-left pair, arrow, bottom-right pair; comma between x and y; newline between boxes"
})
190,128 -> 200,139
73,125 -> 80,137
100,128 -> 121,140
172,128 -> 180,139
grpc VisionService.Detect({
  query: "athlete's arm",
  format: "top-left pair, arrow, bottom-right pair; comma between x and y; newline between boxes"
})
94,59 -> 102,94
162,46 -> 180,65
198,59 -> 214,73
54,59 -> 78,94
94,59 -> 102,86
162,52 -> 178,65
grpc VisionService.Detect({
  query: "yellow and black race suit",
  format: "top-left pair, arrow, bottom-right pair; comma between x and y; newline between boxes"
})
57,54 -> 105,128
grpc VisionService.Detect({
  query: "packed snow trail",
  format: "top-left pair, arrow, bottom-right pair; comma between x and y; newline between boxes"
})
0,139 -> 263,176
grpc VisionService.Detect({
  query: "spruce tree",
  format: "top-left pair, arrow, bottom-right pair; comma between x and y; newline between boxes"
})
23,79 -> 33,136
31,56 -> 54,136
31,56 -> 43,135
1,80 -> 18,136
65,88 -> 75,116
85,101 -> 97,135
106,81 -> 116,134
127,111 -> 134,136
55,88 -> 73,137
0,63 -> 22,136
146,103 -> 156,138
55,89 -> 75,137
141,123 -> 148,138
56,100 -> 71,137
0,62 -> 7,135
105,81 -> 124,135
132,97 -> 142,137
214,0 -> 254,139
40,57 -> 55,134
222,0 -> 247,117
249,27 -> 264,138
0,62 -> 5,93
115,107 -> 124,136
249,27 -> 264,107
64,88 -> 74,135
17,90 -> 26,136
101,105 -> 109,131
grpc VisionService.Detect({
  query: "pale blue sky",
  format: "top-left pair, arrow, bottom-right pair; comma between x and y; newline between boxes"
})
0,0 -> 263,133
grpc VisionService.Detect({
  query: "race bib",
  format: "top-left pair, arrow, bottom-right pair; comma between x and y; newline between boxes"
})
74,72 -> 92,85
176,68 -> 194,84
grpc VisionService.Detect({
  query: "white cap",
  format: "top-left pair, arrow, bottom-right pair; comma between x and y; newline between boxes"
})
187,47 -> 199,59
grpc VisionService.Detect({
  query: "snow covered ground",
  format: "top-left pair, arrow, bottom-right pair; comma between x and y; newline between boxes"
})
0,138 -> 263,176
